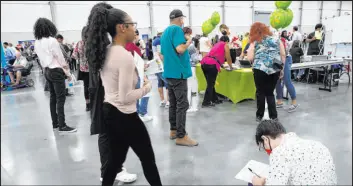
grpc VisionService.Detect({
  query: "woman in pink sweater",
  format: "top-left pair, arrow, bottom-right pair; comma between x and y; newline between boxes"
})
200,35 -> 233,107
85,4 -> 162,186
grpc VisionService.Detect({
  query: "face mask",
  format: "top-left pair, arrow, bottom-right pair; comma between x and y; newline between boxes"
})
181,24 -> 184,29
265,149 -> 272,155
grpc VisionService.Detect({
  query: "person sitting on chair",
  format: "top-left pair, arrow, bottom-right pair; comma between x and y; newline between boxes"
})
8,52 -> 28,85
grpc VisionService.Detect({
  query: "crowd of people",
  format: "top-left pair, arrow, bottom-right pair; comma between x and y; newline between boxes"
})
1,2 -> 339,185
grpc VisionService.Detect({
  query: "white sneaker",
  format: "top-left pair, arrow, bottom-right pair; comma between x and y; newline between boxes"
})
187,107 -> 198,113
140,114 -> 153,122
159,100 -> 166,107
165,101 -> 170,108
100,167 -> 137,183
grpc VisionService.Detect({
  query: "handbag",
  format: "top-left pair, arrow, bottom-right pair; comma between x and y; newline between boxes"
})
272,40 -> 284,72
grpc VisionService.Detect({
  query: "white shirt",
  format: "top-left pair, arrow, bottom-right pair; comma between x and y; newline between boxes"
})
266,133 -> 337,185
289,31 -> 303,49
291,31 -> 303,42
199,37 -> 211,53
13,56 -> 28,67
34,37 -> 68,69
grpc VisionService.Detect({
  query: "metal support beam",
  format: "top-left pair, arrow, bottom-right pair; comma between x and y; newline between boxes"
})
251,1 -> 255,23
148,1 -> 154,36
298,1 -> 304,31
188,1 -> 192,27
49,1 -> 57,25
338,1 -> 342,16
319,1 -> 324,23
221,1 -> 225,25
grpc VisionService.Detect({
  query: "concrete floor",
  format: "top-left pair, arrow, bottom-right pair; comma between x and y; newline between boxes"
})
1,68 -> 352,185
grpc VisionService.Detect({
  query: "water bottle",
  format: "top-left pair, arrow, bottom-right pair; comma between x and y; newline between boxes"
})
68,80 -> 74,94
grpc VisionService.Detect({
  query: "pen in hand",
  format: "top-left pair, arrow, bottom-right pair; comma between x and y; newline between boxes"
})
248,168 -> 261,178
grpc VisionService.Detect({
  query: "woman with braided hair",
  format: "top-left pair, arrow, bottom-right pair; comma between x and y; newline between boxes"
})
85,3 -> 162,186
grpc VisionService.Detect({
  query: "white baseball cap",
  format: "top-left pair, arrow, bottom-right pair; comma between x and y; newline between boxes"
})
157,28 -> 164,34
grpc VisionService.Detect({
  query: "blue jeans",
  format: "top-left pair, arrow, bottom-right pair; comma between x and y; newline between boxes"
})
136,77 -> 149,116
276,55 -> 297,100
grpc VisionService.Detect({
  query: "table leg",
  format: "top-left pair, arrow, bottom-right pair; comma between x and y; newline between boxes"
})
319,66 -> 332,92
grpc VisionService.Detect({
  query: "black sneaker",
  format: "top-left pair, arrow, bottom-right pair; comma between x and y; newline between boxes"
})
202,102 -> 215,108
59,126 -> 77,133
214,100 -> 223,104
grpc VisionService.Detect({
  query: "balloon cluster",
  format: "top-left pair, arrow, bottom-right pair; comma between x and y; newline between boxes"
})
201,12 -> 220,35
270,1 -> 293,30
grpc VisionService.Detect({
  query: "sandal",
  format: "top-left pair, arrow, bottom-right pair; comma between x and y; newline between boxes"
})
116,167 -> 137,183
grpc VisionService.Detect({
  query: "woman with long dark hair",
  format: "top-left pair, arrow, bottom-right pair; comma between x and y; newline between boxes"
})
85,3 -> 137,184
72,26 -> 90,111
247,22 -> 286,122
33,18 -> 77,133
85,4 -> 161,186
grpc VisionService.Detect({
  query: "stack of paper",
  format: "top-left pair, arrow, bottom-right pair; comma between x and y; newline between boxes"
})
235,160 -> 269,183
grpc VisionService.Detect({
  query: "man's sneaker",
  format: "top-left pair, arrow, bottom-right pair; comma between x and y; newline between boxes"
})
165,101 -> 170,108
276,103 -> 284,108
288,104 -> 299,113
100,167 -> 137,183
159,100 -> 166,107
170,130 -> 177,140
176,135 -> 198,147
256,117 -> 262,123
140,114 -> 153,122
59,126 -> 77,133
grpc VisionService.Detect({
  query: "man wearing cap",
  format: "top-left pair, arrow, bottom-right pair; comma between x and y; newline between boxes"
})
160,9 -> 198,147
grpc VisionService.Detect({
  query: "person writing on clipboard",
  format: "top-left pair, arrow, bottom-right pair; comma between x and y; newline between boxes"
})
251,120 -> 337,185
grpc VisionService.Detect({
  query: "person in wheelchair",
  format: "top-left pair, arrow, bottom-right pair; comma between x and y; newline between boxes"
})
8,52 -> 28,86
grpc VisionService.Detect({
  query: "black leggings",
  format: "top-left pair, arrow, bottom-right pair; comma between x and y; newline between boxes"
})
101,103 -> 162,186
201,64 -> 219,105
253,69 -> 279,119
81,71 -> 89,100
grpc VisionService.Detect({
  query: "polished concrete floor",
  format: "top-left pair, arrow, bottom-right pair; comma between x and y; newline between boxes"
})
1,68 -> 352,185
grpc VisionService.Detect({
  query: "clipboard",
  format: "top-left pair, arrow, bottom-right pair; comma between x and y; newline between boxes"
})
235,160 -> 269,183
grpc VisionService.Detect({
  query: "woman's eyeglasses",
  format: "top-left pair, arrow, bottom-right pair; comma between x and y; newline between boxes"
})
124,22 -> 138,28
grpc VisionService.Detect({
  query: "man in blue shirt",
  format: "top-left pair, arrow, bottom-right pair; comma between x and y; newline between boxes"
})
160,9 -> 198,147
3,42 -> 16,65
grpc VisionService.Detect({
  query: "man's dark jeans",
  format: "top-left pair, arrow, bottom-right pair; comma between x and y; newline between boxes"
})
166,78 -> 189,138
44,67 -> 67,128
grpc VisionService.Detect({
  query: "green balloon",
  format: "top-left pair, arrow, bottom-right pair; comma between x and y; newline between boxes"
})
275,1 -> 292,9
270,9 -> 286,30
284,9 -> 294,28
202,19 -> 215,35
211,12 -> 221,26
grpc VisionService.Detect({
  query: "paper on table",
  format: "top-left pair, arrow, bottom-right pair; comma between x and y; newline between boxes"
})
235,160 -> 269,183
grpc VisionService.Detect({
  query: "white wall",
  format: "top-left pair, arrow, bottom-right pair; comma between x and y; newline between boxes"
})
2,1 -> 350,44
